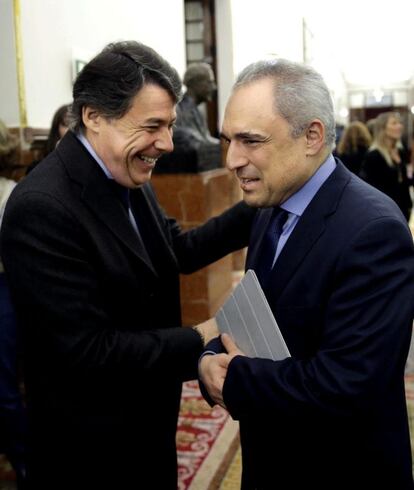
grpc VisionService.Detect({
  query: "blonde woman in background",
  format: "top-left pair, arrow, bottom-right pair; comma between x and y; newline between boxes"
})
361,111 -> 412,220
336,120 -> 372,175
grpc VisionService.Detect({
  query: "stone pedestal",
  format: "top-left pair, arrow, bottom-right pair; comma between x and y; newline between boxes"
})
151,169 -> 241,325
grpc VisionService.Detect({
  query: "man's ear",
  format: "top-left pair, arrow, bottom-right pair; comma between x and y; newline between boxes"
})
305,120 -> 325,156
82,106 -> 101,134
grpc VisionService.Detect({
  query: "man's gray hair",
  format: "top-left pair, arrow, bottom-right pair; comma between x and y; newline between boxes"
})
234,59 -> 336,148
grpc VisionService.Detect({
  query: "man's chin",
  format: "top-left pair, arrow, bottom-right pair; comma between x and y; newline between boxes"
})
243,193 -> 264,209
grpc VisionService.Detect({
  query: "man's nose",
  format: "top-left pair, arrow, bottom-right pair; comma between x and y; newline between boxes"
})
155,128 -> 174,153
225,141 -> 248,171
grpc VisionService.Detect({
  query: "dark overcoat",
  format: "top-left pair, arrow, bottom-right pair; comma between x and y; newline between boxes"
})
1,131 -> 254,489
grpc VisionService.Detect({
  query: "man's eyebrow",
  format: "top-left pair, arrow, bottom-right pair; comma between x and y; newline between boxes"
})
220,131 -> 265,140
143,117 -> 175,125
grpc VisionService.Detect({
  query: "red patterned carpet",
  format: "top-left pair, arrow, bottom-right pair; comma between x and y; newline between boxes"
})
177,380 -> 239,490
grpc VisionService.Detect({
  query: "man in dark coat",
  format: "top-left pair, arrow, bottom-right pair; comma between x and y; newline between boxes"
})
0,41 -> 254,489
199,59 -> 414,489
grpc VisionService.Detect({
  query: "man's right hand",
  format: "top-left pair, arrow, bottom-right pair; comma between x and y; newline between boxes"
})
199,333 -> 246,408
198,353 -> 229,408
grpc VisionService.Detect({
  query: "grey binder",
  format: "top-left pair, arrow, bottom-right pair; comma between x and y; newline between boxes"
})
215,269 -> 290,360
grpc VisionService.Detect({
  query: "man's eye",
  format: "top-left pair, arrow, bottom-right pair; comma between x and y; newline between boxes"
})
245,139 -> 259,146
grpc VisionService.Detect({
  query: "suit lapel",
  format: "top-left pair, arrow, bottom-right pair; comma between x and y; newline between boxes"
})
248,162 -> 351,298
57,132 -> 158,276
129,186 -> 179,273
245,207 -> 273,271
82,177 -> 158,275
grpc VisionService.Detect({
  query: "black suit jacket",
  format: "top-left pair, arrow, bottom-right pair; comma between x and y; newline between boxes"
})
218,162 -> 414,489
0,131 -> 254,489
361,148 -> 412,220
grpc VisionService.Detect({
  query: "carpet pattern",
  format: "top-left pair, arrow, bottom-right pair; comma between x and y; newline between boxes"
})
177,380 -> 239,490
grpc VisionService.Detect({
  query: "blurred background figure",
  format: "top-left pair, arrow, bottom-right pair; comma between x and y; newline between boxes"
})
0,119 -> 26,489
27,104 -> 70,173
155,62 -> 222,173
360,111 -> 412,220
336,121 -> 372,175
177,62 -> 218,144
44,104 -> 70,156
365,118 -> 377,139
0,121 -> 19,222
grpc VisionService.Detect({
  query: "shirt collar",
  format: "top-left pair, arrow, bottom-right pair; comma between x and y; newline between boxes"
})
76,131 -> 113,179
281,154 -> 336,217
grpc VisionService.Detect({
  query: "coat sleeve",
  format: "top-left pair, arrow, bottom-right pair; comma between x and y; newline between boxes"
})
172,200 -> 256,273
0,190 -> 203,381
144,181 -> 256,274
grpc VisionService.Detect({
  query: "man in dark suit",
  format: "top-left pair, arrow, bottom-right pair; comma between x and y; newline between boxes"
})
0,41 -> 254,489
199,59 -> 414,489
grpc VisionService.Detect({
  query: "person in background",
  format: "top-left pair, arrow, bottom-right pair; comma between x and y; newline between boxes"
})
0,119 -> 26,489
177,62 -> 218,143
198,59 -> 414,489
360,111 -> 412,220
335,120 -> 372,175
0,41 -> 254,490
155,62 -> 222,173
26,104 -> 70,174
44,104 -> 70,155
365,117 -> 376,138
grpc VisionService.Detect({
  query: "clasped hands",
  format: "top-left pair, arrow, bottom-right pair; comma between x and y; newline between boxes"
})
195,318 -> 245,409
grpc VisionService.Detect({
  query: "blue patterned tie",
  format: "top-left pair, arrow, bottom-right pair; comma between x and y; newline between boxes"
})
256,208 -> 288,287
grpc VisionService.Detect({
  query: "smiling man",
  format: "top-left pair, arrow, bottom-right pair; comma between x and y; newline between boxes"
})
199,59 -> 414,489
0,41 -> 255,490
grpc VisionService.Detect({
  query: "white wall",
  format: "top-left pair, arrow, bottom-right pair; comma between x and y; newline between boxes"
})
215,0 -> 304,127
230,0 -> 303,75
228,0 -> 348,125
15,0 -> 186,127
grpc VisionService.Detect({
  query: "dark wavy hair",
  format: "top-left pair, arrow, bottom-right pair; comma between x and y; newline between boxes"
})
45,104 -> 70,155
69,40 -> 182,132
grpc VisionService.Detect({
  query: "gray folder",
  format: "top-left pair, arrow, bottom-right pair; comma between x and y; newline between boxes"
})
215,269 -> 290,360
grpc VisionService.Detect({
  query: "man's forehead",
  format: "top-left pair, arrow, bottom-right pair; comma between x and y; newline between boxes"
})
224,90 -> 275,128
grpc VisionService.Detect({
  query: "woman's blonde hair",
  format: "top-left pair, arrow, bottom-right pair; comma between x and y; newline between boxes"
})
336,121 -> 372,155
370,111 -> 402,166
